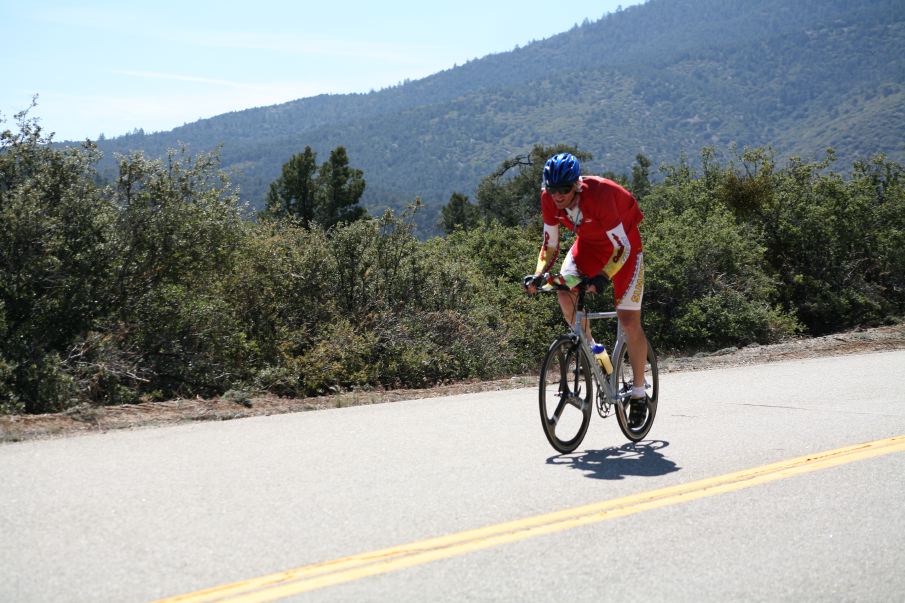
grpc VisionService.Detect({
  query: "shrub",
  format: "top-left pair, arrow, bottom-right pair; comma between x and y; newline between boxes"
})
1,126 -> 902,413
0,110 -> 116,412
642,151 -> 802,350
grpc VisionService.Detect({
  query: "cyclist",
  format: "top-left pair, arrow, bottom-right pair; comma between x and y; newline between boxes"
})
524,152 -> 650,427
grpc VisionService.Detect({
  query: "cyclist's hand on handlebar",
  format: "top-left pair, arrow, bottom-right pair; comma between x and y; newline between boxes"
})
587,273 -> 609,294
523,274 -> 543,294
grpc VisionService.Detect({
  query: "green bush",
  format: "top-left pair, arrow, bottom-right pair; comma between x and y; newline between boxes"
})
127,284 -> 257,397
642,155 -> 801,351
0,112 -> 116,412
227,220 -> 335,365
704,148 -> 905,333
294,318 -> 379,394
1,109 -> 902,414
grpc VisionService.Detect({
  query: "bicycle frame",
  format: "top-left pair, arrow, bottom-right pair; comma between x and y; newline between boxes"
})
570,306 -> 629,412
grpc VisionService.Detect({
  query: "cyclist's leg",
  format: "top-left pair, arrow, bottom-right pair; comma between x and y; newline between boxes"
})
557,289 -> 579,328
617,309 -> 647,391
614,252 -> 647,392
558,247 -> 588,336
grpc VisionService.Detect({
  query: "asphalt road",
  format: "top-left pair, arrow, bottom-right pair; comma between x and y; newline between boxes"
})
1,350 -> 904,602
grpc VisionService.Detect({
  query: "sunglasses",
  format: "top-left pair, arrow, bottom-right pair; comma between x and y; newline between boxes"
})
547,184 -> 574,195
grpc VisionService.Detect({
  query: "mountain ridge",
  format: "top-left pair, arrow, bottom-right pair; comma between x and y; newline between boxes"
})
83,0 -> 905,233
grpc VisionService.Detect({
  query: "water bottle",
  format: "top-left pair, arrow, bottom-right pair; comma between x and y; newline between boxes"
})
591,343 -> 613,374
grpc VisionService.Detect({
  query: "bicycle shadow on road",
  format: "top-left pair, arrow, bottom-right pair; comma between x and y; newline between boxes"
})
546,440 -> 680,480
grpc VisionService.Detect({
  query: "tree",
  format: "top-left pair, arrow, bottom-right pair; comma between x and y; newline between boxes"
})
314,146 -> 367,230
475,144 -> 592,227
109,146 -> 250,400
262,146 -> 368,230
0,106 -> 116,412
631,153 -> 653,200
440,192 -> 480,233
263,146 -> 317,225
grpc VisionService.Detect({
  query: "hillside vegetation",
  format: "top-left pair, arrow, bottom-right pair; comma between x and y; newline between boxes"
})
77,0 -> 905,234
3,113 -> 903,415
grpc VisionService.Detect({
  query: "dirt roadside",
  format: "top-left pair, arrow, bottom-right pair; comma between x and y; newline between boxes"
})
2,322 -> 903,443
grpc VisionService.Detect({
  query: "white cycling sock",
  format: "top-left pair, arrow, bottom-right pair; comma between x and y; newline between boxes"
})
631,385 -> 647,399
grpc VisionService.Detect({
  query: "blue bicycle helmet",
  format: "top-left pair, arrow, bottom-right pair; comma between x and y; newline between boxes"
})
543,153 -> 581,188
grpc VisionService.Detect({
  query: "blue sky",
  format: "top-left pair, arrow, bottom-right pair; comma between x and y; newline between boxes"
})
2,1 -> 644,141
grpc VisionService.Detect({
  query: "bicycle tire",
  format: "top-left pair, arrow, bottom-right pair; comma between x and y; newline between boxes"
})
612,341 -> 659,442
539,336 -> 593,453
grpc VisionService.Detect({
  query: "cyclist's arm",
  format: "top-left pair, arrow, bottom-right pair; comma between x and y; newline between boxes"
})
534,223 -> 560,276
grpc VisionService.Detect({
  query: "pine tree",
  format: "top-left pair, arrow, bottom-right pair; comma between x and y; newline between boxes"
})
314,146 -> 367,229
263,146 -> 318,225
262,146 -> 367,230
440,192 -> 480,233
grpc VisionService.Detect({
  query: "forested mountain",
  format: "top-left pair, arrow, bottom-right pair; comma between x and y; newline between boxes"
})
83,0 -> 904,232
6,0 -> 904,414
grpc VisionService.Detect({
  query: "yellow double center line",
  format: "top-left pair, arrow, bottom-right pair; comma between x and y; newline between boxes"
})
159,435 -> 905,603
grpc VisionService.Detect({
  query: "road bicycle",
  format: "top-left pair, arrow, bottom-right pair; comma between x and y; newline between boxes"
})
536,275 -> 659,453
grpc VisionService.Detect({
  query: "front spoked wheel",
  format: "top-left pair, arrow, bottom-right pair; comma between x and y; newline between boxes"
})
613,341 -> 659,442
539,336 -> 593,453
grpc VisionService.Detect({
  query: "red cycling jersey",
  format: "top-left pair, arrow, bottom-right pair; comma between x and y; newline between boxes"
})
541,176 -> 644,279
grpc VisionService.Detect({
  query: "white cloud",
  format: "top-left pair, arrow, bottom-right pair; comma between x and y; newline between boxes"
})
176,29 -> 428,64
111,70 -> 246,87
32,83 -> 338,140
